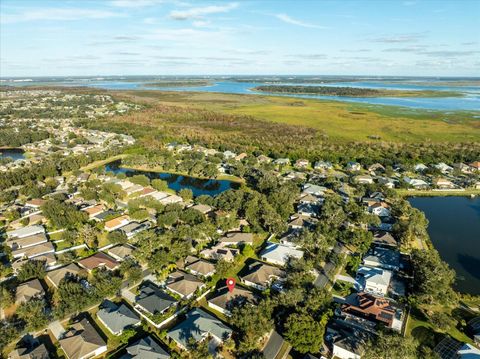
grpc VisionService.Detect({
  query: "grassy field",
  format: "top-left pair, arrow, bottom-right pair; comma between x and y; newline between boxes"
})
113,90 -> 480,143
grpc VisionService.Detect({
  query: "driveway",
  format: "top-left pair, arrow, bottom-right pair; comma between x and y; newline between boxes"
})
48,320 -> 65,340
121,288 -> 136,303
335,274 -> 356,284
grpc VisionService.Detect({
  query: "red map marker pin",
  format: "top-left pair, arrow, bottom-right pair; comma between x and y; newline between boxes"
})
226,278 -> 236,293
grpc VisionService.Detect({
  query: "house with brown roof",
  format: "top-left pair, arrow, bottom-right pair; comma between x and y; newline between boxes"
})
6,233 -> 48,252
25,199 -> 46,209
469,161 -> 480,171
218,232 -> 254,246
200,244 -> 239,262
104,215 -> 130,232
45,263 -> 83,288
15,278 -> 45,305
185,259 -> 215,277
240,261 -> 286,291
208,285 -> 257,316
12,241 -> 55,260
341,292 -> 403,331
108,244 -> 135,261
82,205 -> 105,220
78,252 -> 119,272
165,271 -> 205,299
189,203 -> 213,215
372,231 -> 398,247
433,177 -> 455,189
59,317 -> 107,359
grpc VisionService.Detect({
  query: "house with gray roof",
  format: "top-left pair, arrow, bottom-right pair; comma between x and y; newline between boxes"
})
96,300 -> 140,335
167,308 -> 232,350
260,242 -> 304,266
135,282 -> 177,316
121,336 -> 170,359
363,247 -> 400,271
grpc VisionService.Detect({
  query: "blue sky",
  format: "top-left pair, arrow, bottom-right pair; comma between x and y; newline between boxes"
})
1,0 -> 479,77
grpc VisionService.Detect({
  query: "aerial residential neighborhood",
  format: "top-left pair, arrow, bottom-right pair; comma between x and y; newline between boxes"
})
1,0 -> 480,358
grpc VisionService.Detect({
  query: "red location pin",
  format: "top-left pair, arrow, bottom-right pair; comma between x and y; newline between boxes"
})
226,278 -> 236,293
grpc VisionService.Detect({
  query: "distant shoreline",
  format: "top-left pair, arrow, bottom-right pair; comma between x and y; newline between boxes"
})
253,85 -> 464,98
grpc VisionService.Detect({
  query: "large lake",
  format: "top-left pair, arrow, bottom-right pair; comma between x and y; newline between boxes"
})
3,78 -> 480,111
409,196 -> 480,295
105,160 -> 239,197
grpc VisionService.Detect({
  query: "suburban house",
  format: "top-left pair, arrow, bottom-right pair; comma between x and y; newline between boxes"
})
403,177 -> 429,189
341,292 -> 403,332
135,282 -> 177,316
297,203 -> 320,217
369,203 -> 391,217
82,205 -> 105,220
414,163 -> 428,172
346,161 -> 361,172
433,178 -> 455,189
434,162 -> 454,173
257,154 -> 272,163
167,308 -> 233,350
6,225 -> 45,239
372,231 -> 398,247
121,336 -> 170,359
260,242 -> 304,266
294,159 -> 309,168
356,266 -> 392,296
8,338 -> 50,359
354,175 -> 374,185
12,241 -> 55,260
470,161 -> 480,171
59,317 -> 107,359
185,259 -> 216,277
273,158 -> 290,166
189,203 -> 213,215
104,215 -> 131,232
108,244 -> 135,262
208,285 -> 257,316
45,263 -> 83,288
218,232 -> 254,246
313,161 -> 333,170
96,300 -> 141,335
118,221 -> 150,238
78,252 -> 120,272
6,232 -> 48,252
302,183 -> 327,196
363,247 -> 400,271
368,163 -> 385,173
165,271 -> 205,299
15,278 -> 45,305
24,199 -> 46,209
332,334 -> 365,359
240,261 -> 286,291
200,244 -> 239,262
11,253 -> 57,273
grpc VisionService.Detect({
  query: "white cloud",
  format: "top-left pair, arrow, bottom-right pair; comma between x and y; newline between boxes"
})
274,14 -> 326,29
109,0 -> 163,8
169,3 -> 238,20
1,8 -> 124,24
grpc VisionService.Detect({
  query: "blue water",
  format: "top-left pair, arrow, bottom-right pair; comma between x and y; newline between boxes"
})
3,78 -> 480,111
105,160 -> 239,197
0,148 -> 25,160
409,196 -> 480,295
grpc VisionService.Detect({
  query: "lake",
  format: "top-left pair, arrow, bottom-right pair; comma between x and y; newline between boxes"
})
409,196 -> 480,295
0,148 -> 25,161
104,160 -> 239,197
2,77 -> 480,111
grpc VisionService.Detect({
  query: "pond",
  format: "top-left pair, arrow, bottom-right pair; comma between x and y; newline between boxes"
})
104,160 -> 240,197
0,148 -> 25,161
409,196 -> 480,295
